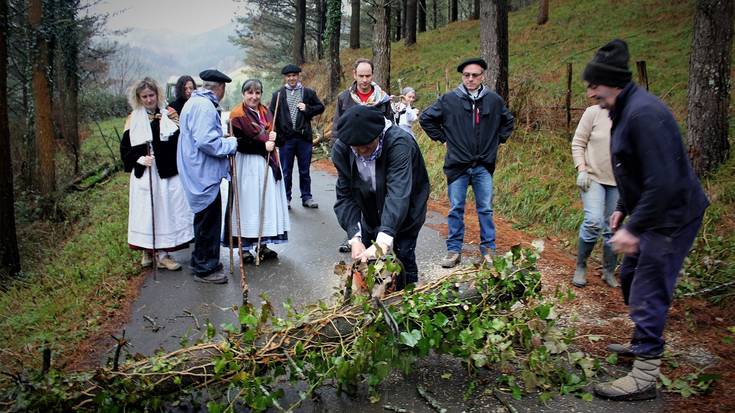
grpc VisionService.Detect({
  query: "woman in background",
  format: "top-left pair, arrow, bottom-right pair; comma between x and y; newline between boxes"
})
393,86 -> 419,138
571,103 -> 619,288
120,77 -> 193,270
167,75 -> 196,125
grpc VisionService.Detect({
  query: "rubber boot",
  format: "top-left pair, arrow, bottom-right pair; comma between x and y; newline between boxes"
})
594,356 -> 660,401
602,243 -> 619,288
572,239 -> 595,287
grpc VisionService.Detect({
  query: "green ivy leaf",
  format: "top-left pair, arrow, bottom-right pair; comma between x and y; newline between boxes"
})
400,329 -> 422,347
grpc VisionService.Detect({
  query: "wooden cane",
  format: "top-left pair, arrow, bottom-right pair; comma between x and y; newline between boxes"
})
227,159 -> 235,275
256,93 -> 281,266
147,142 -> 157,281
230,152 -> 248,303
227,119 -> 235,275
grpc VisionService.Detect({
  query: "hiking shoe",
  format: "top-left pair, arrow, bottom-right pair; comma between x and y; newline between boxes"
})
441,252 -> 461,268
141,251 -> 153,267
572,266 -> 587,287
338,239 -> 351,253
594,357 -> 660,401
607,343 -> 636,358
302,198 -> 319,208
157,255 -> 182,271
193,272 -> 228,284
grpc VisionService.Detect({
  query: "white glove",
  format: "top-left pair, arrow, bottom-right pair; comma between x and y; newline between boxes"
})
137,156 -> 153,167
576,170 -> 591,192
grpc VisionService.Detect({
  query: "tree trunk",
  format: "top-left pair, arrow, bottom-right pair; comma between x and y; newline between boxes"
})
326,0 -> 341,101
316,0 -> 326,59
450,0 -> 458,22
293,0 -> 306,65
29,0 -> 55,196
55,0 -> 80,174
418,0 -> 426,32
0,0 -> 21,282
402,0 -> 408,38
349,0 -> 360,49
686,0 -> 733,176
471,0 -> 479,20
405,0 -> 417,45
373,0 -> 391,94
432,0 -> 437,29
393,0 -> 402,41
537,0 -> 549,25
480,0 -> 509,103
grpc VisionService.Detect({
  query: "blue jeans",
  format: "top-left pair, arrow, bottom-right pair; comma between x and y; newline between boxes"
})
447,166 -> 495,255
578,181 -> 619,244
280,139 -> 313,202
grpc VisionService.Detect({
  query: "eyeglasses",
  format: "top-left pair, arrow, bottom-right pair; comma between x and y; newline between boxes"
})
462,72 -> 483,78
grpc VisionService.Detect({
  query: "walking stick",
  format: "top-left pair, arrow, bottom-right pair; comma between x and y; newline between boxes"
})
227,162 -> 235,275
147,142 -> 157,281
227,119 -> 235,275
256,93 -> 281,266
231,151 -> 248,304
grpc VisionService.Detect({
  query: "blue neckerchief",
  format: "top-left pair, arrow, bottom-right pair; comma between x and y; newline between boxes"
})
285,82 -> 303,91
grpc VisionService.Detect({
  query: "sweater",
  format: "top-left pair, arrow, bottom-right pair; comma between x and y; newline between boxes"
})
571,105 -> 615,186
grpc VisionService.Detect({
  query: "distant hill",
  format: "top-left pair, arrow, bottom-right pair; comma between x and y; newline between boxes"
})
116,22 -> 245,85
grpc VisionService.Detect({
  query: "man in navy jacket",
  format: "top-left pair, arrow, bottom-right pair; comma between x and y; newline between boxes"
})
583,39 -> 709,401
419,57 -> 514,268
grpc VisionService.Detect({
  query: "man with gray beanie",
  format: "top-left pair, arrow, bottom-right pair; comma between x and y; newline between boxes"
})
583,39 -> 709,401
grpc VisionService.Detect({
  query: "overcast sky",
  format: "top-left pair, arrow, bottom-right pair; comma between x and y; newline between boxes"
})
87,0 -> 246,35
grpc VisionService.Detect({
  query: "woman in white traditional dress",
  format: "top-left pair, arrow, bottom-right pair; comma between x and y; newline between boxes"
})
226,79 -> 290,262
120,77 -> 194,270
392,86 -> 419,138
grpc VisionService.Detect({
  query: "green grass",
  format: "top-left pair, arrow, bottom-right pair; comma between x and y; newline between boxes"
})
0,118 -> 137,373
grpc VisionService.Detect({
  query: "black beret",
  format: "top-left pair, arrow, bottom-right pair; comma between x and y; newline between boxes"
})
337,105 -> 385,146
457,57 -> 488,73
199,69 -> 232,83
281,64 -> 302,75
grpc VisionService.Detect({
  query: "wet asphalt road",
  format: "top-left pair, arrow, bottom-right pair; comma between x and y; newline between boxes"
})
113,168 -> 663,412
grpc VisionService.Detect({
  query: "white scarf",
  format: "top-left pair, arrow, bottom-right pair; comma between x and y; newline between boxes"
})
129,107 -> 179,146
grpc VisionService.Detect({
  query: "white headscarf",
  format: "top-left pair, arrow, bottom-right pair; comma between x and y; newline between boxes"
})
129,107 -> 179,146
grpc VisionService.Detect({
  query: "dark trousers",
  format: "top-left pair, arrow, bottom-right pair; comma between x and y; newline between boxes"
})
191,191 -> 222,275
362,230 -> 419,290
620,214 -> 703,357
281,139 -> 313,202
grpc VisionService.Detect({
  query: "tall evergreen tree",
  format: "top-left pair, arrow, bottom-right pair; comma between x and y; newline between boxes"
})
326,0 -> 341,101
480,0 -> 509,102
29,0 -> 55,196
294,0 -> 306,64
350,0 -> 360,49
0,0 -> 21,282
418,0 -> 426,32
373,0 -> 392,94
405,0 -> 417,45
686,0 -> 733,175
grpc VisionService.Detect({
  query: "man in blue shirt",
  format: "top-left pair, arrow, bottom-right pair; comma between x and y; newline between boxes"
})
177,69 -> 238,284
583,40 -> 709,401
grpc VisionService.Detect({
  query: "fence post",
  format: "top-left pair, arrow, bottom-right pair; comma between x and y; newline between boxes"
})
566,62 -> 572,136
636,60 -> 649,91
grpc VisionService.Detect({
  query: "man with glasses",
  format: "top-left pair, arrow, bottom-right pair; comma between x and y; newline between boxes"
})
332,105 -> 430,291
419,58 -> 514,268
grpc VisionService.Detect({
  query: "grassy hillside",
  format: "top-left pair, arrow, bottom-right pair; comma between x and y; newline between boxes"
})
308,0 -> 734,298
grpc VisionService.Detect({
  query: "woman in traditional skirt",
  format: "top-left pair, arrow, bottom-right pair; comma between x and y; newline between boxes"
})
226,79 -> 290,262
120,77 -> 194,270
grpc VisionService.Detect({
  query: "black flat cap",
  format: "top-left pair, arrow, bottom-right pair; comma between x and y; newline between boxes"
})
457,57 -> 487,73
199,69 -> 232,83
281,64 -> 302,75
337,105 -> 385,146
